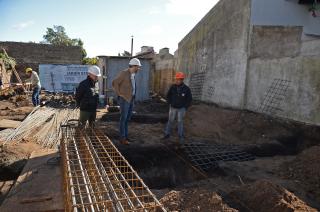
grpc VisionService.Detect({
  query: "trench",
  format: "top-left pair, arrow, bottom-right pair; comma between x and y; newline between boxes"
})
118,144 -> 204,189
112,114 -> 320,194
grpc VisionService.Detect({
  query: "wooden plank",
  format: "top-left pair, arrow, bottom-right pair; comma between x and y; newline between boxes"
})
0,119 -> 21,129
0,181 -> 14,204
0,149 -> 64,212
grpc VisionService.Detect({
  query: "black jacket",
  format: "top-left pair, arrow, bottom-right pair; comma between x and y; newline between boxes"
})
75,77 -> 99,112
167,83 -> 192,109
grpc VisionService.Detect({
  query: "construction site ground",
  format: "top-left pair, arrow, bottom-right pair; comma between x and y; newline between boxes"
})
0,94 -> 319,211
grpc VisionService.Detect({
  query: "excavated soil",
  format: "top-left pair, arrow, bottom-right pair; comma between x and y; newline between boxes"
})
160,190 -> 238,212
0,141 -> 41,180
1,97 -> 320,211
228,180 -> 317,212
279,145 -> 320,204
0,141 -> 41,205
185,104 -> 320,150
0,98 -> 33,121
101,101 -> 320,210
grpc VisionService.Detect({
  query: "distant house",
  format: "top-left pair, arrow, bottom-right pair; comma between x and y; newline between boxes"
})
97,56 -> 152,102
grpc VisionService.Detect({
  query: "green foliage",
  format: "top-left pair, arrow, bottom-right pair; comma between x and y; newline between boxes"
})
43,25 -> 87,58
0,49 -> 16,70
82,57 -> 98,65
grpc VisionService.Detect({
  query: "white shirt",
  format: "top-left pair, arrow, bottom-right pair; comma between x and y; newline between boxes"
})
31,71 -> 41,88
131,73 -> 136,96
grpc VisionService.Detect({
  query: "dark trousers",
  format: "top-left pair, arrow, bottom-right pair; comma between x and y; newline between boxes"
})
79,110 -> 96,127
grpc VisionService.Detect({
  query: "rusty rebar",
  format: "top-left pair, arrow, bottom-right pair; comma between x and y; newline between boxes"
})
61,124 -> 166,212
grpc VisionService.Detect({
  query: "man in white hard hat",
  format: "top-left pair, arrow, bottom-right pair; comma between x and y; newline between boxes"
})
75,65 -> 101,127
112,58 -> 141,145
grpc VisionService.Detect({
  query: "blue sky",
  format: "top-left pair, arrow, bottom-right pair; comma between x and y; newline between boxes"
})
0,0 -> 218,57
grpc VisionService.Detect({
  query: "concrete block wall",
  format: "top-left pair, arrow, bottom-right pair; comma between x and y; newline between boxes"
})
175,0 -> 320,125
246,26 -> 320,124
176,0 -> 251,106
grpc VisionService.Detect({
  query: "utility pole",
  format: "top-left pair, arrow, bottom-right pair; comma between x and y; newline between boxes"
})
130,35 -> 134,57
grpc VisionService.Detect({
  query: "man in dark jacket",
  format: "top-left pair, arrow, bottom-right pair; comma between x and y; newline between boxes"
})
163,72 -> 192,142
75,65 -> 101,127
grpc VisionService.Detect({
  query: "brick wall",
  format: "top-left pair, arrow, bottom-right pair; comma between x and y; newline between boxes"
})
0,42 -> 82,81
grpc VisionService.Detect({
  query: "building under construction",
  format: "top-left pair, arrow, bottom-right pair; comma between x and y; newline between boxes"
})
0,0 -> 320,211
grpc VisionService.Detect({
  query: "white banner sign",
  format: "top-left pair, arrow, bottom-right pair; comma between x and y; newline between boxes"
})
39,64 -> 90,93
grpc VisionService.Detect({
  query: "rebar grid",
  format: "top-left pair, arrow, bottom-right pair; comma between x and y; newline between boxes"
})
189,72 -> 206,100
61,124 -> 166,212
258,79 -> 291,114
182,142 -> 255,171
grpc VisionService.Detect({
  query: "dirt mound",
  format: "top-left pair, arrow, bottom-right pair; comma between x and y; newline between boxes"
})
184,104 -> 291,144
184,104 -> 320,150
160,189 -> 237,212
280,145 -> 320,203
229,180 -> 317,212
0,142 -> 40,180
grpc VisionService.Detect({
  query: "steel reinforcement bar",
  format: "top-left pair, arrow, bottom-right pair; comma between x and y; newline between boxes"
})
61,123 -> 166,212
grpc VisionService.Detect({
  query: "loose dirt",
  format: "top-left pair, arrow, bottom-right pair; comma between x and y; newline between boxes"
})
160,189 -> 238,212
279,145 -> 320,204
0,141 -> 41,180
1,97 -> 320,211
229,180 -> 317,212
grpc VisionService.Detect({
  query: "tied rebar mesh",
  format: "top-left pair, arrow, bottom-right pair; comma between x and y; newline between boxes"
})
61,122 -> 166,212
181,142 -> 255,172
189,72 -> 206,100
258,79 -> 291,115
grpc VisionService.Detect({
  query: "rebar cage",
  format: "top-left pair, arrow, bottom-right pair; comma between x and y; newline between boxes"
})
61,121 -> 166,212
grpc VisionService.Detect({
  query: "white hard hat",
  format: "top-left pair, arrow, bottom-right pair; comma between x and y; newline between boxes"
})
88,65 -> 101,77
129,58 -> 141,67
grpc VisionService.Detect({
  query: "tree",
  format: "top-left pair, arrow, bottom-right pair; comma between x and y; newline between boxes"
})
82,57 -> 98,65
42,25 -> 87,58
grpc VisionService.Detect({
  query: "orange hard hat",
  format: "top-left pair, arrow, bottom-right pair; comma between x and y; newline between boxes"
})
175,72 -> 185,79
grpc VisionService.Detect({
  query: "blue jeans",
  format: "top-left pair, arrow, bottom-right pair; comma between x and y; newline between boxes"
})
32,86 -> 41,106
165,106 -> 186,138
119,97 -> 134,140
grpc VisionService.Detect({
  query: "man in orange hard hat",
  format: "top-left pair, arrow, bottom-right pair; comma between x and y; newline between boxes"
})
162,72 -> 192,143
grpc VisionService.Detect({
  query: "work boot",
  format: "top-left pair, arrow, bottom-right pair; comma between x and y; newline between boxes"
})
120,139 -> 130,145
161,134 -> 170,140
126,138 -> 134,143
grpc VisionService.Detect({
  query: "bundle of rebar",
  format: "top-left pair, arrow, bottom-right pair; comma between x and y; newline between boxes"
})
0,107 -> 79,148
61,123 -> 166,211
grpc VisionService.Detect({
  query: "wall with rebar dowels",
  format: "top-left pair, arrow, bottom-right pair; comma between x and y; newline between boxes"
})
175,0 -> 320,125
